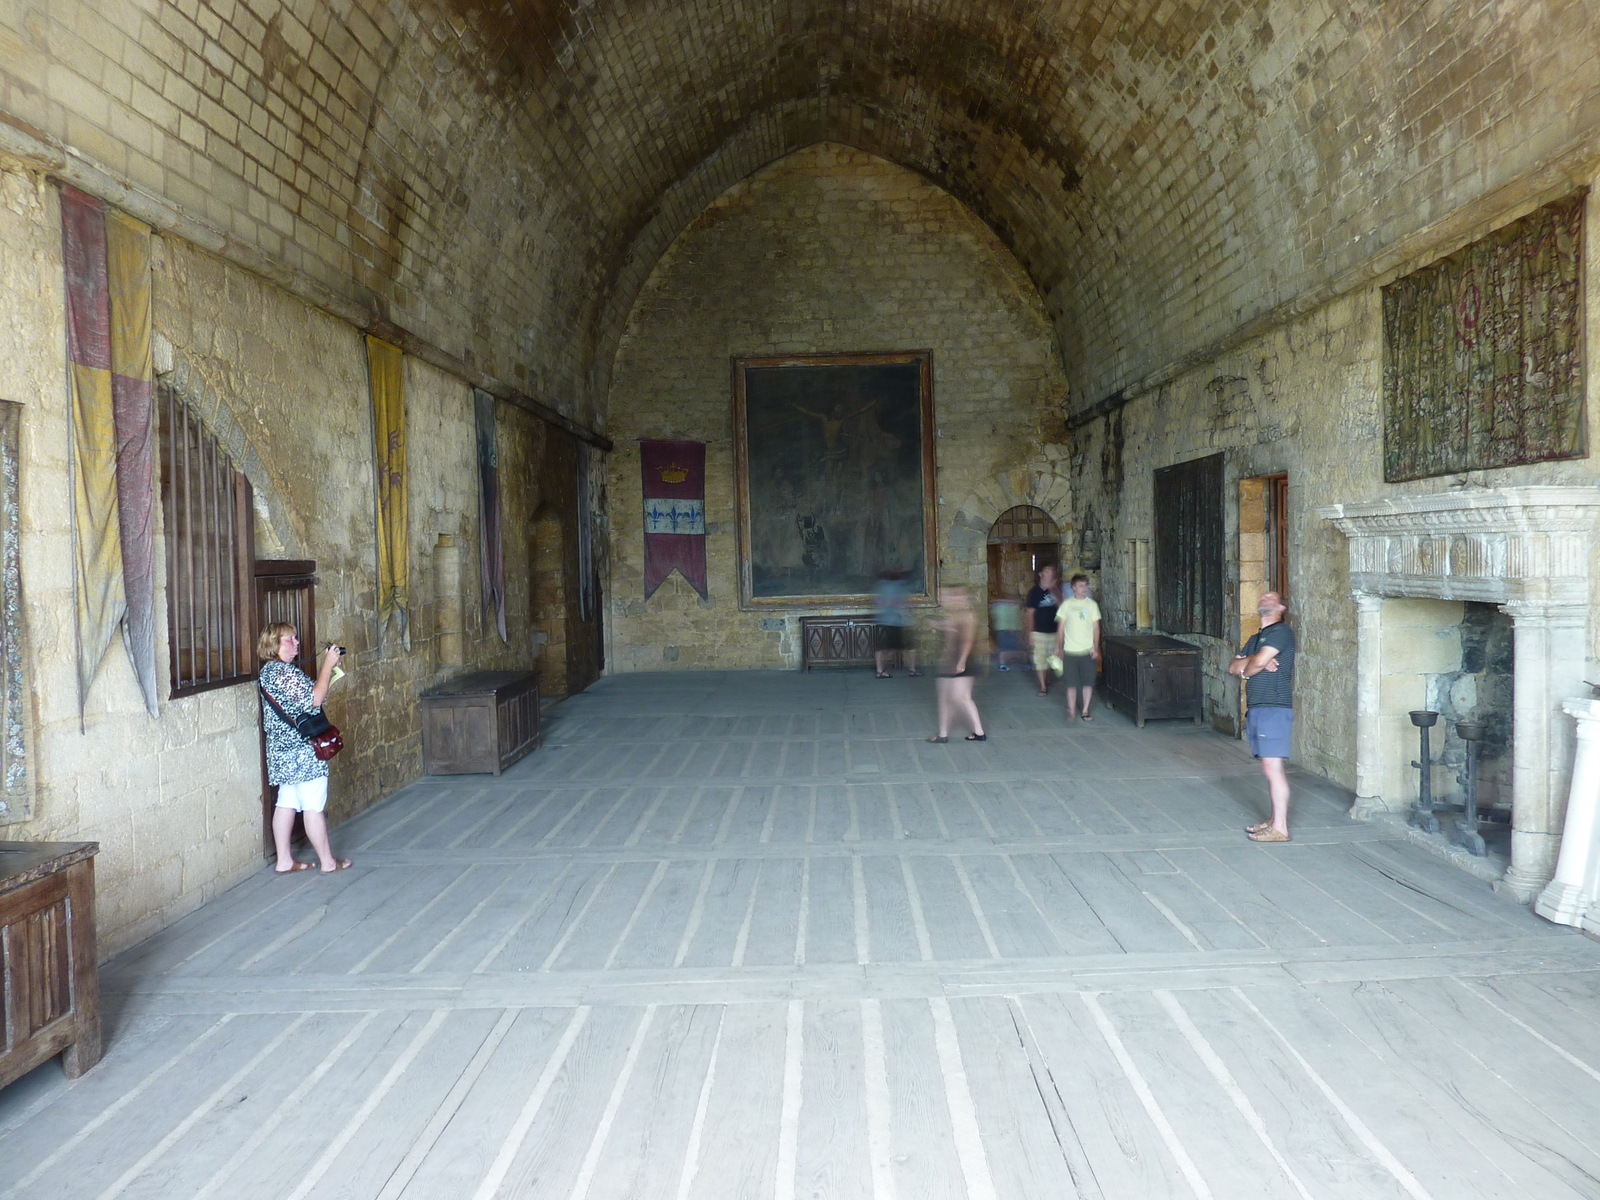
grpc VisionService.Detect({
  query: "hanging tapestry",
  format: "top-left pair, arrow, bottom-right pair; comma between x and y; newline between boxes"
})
640,439 -> 706,599
577,441 -> 594,620
367,335 -> 409,647
0,401 -> 30,823
1383,192 -> 1586,482
474,388 -> 506,642
61,185 -> 158,717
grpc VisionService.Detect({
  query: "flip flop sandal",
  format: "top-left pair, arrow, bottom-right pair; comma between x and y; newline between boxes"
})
275,860 -> 314,874
320,859 -> 354,872
1080,714 -> 1094,722
875,672 -> 891,679
1247,828 -> 1291,842
926,735 -> 948,743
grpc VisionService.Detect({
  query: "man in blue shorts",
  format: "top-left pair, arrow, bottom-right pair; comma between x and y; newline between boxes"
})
1229,590 -> 1295,842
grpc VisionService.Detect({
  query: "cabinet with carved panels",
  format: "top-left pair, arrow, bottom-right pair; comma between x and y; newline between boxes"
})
800,615 -> 894,671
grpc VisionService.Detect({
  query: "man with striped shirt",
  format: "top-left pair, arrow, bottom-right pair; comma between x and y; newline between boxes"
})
1229,590 -> 1295,842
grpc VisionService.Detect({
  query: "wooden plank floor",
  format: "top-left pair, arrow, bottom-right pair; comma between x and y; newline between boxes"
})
4,668 -> 1599,1199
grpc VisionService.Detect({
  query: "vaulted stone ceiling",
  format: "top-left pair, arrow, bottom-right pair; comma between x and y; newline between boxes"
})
10,1 -> 1593,428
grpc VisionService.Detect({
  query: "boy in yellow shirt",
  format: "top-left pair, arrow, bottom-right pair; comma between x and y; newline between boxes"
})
1056,574 -> 1102,721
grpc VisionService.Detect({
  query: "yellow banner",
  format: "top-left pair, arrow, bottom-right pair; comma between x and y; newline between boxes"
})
71,358 -> 122,707
367,335 -> 409,646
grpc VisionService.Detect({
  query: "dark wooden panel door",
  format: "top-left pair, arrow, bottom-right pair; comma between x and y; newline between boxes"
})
1154,453 -> 1225,638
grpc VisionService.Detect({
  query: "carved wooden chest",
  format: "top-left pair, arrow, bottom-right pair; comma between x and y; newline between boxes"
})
1100,635 -> 1204,728
420,670 -> 541,775
1,841 -> 100,1089
800,615 -> 892,671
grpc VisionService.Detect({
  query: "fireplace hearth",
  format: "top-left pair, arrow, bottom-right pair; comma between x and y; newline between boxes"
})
1320,486 -> 1600,901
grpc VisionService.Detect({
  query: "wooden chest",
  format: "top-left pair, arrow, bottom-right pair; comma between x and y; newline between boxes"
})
420,670 -> 541,775
1100,635 -> 1204,727
800,615 -> 892,670
1,842 -> 100,1089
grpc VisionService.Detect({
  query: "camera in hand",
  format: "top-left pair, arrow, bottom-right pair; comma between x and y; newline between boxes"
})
323,642 -> 346,656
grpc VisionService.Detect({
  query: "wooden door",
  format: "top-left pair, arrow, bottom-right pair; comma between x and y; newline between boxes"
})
1268,473 -> 1289,599
987,542 -> 1057,604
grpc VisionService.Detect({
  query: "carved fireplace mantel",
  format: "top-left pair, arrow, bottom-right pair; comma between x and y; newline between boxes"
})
1318,486 -> 1600,902
1319,485 -> 1600,606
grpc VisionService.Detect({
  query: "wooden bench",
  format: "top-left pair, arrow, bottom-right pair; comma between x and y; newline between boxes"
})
1,841 -> 100,1088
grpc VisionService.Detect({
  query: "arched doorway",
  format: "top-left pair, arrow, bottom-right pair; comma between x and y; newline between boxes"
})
987,506 -> 1061,604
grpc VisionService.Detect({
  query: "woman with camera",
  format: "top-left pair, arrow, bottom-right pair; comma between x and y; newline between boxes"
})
258,623 -> 350,874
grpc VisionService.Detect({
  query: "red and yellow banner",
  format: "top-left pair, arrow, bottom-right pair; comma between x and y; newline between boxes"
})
62,186 -> 157,717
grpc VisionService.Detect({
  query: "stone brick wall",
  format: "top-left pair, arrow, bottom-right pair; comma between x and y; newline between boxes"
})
0,156 -> 584,954
605,144 -> 1069,671
1071,177 -> 1600,791
4,1 -> 1598,432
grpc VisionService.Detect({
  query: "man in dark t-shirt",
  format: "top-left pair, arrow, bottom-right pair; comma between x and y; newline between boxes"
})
1023,566 -> 1062,697
1229,590 -> 1296,842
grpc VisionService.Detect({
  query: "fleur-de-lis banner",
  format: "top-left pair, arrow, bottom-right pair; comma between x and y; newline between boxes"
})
640,439 -> 706,599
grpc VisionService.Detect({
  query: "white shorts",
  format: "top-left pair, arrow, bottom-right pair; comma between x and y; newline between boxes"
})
275,777 -> 328,813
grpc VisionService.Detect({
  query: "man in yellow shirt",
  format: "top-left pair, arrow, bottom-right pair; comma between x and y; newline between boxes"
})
1055,574 -> 1102,721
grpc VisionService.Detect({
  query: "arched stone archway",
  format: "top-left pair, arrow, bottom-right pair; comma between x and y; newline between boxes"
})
985,506 -> 1062,609
603,142 -> 1069,670
944,448 -> 1073,611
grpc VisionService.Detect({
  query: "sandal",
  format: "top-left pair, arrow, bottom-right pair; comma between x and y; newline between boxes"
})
1247,828 -> 1291,843
906,670 -> 923,677
964,733 -> 986,741
275,860 -> 314,874
1080,713 -> 1093,722
1245,820 -> 1272,834
875,672 -> 891,679
926,735 -> 948,743
320,859 -> 354,872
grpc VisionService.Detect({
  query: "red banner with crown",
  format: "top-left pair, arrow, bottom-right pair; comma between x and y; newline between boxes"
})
640,439 -> 707,599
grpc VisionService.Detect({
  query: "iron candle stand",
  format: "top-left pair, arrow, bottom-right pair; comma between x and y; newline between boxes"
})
1409,710 -> 1440,834
1453,719 -> 1486,857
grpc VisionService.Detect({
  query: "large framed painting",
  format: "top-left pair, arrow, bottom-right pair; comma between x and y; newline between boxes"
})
733,351 -> 937,609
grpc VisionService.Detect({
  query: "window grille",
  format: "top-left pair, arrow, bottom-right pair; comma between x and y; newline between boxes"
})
1154,453 -> 1225,638
159,386 -> 255,696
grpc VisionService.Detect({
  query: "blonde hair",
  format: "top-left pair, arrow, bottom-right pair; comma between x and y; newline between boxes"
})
257,622 -> 297,662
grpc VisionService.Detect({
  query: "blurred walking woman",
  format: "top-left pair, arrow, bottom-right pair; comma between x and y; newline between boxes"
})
927,586 -> 987,743
258,624 -> 349,874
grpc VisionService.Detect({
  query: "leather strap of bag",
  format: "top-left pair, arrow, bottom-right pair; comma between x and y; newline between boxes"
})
259,672 -> 316,732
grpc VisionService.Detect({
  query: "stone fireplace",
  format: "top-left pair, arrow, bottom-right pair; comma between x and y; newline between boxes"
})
1319,487 -> 1600,902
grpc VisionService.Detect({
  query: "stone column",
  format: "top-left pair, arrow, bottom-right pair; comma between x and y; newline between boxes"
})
1534,698 -> 1600,925
1498,601 -> 1590,902
1350,591 -> 1387,819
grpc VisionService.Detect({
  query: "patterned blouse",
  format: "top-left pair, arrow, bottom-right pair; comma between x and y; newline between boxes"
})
259,659 -> 328,786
